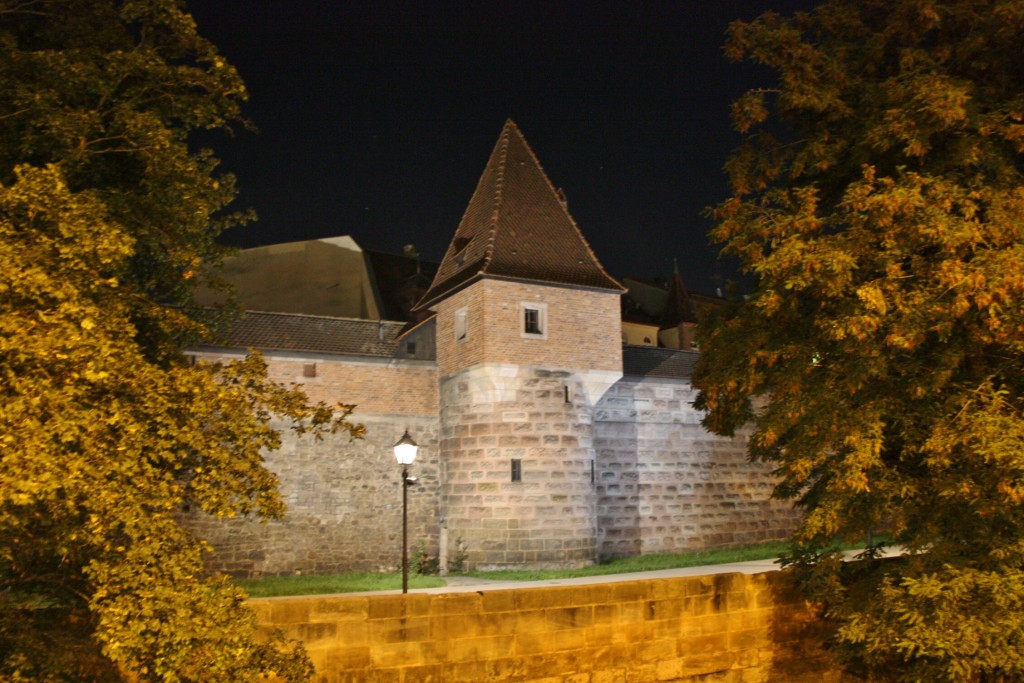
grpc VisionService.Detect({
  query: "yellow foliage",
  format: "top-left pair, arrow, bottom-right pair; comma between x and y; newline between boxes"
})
697,1 -> 1024,680
0,3 -> 346,681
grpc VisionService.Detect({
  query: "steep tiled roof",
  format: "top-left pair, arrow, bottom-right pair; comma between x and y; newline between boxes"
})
416,120 -> 623,309
622,346 -> 699,380
205,311 -> 407,357
659,269 -> 698,327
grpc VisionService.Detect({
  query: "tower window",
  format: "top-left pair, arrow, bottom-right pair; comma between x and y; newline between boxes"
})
520,302 -> 547,339
525,308 -> 541,334
511,459 -> 522,482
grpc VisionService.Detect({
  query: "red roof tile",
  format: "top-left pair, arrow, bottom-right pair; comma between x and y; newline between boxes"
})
415,120 -> 623,309
204,311 -> 411,358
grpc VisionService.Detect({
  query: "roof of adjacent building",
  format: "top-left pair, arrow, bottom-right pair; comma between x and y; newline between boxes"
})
415,120 -> 624,309
204,311 -> 408,358
622,345 -> 699,380
195,236 -> 382,320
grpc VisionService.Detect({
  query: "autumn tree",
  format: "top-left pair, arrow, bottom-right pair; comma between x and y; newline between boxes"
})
694,1 -> 1024,680
0,1 -> 360,680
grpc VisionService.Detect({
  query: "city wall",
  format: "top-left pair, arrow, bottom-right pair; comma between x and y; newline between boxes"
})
252,571 -> 850,682
187,348 -> 798,577
595,378 -> 801,559
184,413 -> 441,576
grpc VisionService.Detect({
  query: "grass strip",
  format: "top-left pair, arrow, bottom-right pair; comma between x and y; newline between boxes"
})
238,538 -> 888,597
462,541 -> 793,581
238,572 -> 446,598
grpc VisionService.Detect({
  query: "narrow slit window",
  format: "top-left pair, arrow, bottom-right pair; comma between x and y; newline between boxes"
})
454,307 -> 468,342
563,385 -> 573,403
511,459 -> 522,482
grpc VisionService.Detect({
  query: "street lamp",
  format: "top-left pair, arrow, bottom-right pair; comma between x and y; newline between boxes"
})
393,429 -> 418,594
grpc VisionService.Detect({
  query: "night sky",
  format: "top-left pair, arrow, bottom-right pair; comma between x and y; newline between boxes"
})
187,1 -> 817,294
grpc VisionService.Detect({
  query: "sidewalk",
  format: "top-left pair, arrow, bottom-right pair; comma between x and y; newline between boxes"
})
419,556 -> 786,595
399,546 -> 902,596
251,548 -> 897,600
249,557 -> 788,601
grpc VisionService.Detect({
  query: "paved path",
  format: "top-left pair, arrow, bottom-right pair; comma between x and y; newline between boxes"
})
396,547 -> 901,596
347,555 -> 819,597
253,549 -> 898,600
421,556 -> 786,595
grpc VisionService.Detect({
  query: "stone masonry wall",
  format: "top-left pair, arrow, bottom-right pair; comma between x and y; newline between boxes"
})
595,377 -> 801,559
186,414 -> 440,577
439,365 -> 599,570
433,278 -> 623,570
184,350 -> 440,577
185,345 -> 800,577
251,570 -> 850,683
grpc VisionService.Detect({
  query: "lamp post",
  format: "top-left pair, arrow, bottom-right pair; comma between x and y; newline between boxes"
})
393,429 -> 419,594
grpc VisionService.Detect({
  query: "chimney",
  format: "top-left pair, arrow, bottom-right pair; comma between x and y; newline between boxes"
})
555,188 -> 568,209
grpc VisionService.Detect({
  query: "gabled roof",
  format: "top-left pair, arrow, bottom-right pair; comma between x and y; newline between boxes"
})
415,120 -> 623,309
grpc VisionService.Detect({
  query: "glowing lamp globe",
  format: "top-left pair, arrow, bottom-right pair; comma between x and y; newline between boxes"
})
393,430 -> 419,465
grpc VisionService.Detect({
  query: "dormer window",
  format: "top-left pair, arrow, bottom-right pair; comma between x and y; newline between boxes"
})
520,302 -> 547,339
453,236 -> 470,267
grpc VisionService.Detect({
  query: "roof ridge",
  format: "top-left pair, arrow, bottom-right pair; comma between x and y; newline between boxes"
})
482,121 -> 512,273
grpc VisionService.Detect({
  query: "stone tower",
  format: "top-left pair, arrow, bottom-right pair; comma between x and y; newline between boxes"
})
415,121 -> 624,570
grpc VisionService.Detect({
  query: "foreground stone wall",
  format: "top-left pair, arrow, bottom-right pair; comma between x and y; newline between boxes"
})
595,378 -> 801,559
252,571 -> 850,683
